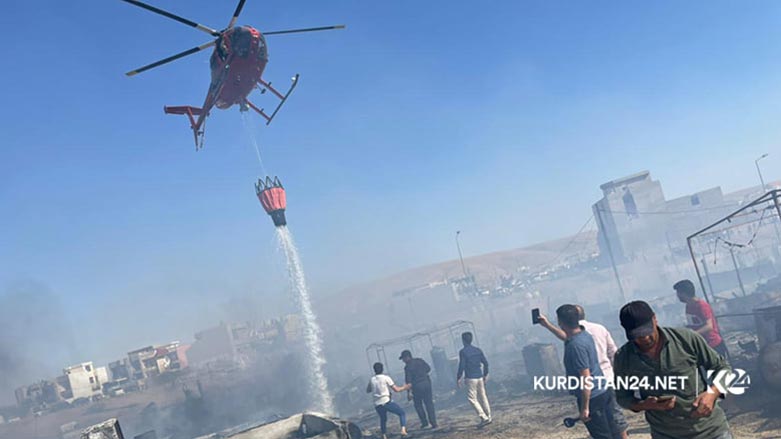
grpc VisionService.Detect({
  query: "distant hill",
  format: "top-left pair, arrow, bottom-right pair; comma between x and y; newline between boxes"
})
322,231 -> 598,309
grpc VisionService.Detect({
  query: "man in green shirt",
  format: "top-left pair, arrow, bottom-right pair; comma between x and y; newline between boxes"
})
613,301 -> 733,439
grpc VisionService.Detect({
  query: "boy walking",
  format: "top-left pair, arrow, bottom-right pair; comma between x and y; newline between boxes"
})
367,362 -> 409,439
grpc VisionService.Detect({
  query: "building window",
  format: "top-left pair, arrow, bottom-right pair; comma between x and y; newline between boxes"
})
622,190 -> 638,217
85,365 -> 91,372
89,377 -> 95,384
691,195 -> 700,206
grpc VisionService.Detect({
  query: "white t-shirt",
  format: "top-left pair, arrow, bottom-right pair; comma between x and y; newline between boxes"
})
370,374 -> 395,406
581,320 -> 618,382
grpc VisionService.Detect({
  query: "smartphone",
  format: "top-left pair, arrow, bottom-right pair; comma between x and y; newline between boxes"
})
655,395 -> 675,402
532,308 -> 541,325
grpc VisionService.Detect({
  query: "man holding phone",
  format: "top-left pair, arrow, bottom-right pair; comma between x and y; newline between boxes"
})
613,301 -> 733,439
537,305 -> 627,438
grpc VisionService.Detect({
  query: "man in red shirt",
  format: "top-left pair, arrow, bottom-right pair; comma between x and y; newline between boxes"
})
674,279 -> 729,358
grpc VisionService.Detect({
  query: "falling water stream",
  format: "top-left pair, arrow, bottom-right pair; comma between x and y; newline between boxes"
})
241,111 -> 267,174
241,111 -> 333,412
276,226 -> 335,414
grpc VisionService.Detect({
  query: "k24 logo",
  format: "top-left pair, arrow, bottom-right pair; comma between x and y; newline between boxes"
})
706,368 -> 750,395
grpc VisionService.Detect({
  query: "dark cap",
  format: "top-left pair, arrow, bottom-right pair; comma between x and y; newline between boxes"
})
619,301 -> 656,340
399,350 -> 412,360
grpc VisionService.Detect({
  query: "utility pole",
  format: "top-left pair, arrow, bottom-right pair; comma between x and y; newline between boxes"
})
595,204 -> 627,303
756,153 -> 769,191
455,231 -> 468,278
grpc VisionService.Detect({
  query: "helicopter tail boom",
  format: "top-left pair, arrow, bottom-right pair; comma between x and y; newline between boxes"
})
164,106 -> 207,149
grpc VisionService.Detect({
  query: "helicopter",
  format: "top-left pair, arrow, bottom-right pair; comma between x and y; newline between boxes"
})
120,0 -> 344,149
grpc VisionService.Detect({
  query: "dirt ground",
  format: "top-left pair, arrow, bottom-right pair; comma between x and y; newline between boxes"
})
3,375 -> 780,439
0,385 -> 183,439
354,383 -> 781,439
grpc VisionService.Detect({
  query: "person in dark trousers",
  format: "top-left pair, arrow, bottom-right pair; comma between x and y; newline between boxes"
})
538,305 -> 628,439
674,279 -> 729,358
614,301 -> 733,439
557,304 -> 624,439
399,350 -> 438,429
367,362 -> 410,439
456,331 -> 492,427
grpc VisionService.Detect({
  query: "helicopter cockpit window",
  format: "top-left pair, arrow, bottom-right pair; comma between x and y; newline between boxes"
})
231,30 -> 252,57
216,36 -> 228,60
257,39 -> 267,60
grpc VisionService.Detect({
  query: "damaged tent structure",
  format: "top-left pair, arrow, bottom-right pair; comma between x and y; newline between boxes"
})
195,413 -> 362,439
79,413 -> 361,439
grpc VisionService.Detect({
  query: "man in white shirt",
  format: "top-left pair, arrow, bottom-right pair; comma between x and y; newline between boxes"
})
539,305 -> 627,438
366,362 -> 410,439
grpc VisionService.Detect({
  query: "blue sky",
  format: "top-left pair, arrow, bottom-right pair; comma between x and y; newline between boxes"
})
2,0 -> 781,383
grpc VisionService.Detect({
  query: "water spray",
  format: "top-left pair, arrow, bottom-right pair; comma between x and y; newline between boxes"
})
255,176 -> 334,413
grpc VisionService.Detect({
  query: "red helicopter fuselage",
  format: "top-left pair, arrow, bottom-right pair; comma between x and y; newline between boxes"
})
209,26 -> 268,109
122,0 -> 340,148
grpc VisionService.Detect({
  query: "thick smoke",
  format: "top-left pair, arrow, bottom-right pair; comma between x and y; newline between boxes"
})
123,349 -> 313,439
0,280 -> 79,406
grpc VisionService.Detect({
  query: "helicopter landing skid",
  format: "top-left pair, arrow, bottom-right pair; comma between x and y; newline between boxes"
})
253,74 -> 300,125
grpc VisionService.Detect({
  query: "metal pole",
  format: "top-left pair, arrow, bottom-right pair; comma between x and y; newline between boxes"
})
755,153 -> 769,191
456,231 -> 468,277
772,190 -> 781,231
701,258 -> 715,299
728,246 -> 747,297
595,204 -> 627,303
688,237 -> 713,305
666,230 -> 682,275
751,158 -> 781,257
771,190 -> 781,258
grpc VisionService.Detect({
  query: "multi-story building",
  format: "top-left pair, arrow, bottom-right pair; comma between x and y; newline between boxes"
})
186,317 -> 301,367
14,380 -> 63,408
592,170 -> 772,262
61,362 -> 104,401
127,342 -> 189,380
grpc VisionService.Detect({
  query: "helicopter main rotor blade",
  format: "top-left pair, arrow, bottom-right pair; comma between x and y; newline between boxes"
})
226,0 -> 247,29
263,25 -> 346,36
119,0 -> 220,36
126,40 -> 217,76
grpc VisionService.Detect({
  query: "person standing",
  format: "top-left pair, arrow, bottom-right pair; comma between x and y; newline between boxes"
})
538,305 -> 619,381
557,304 -> 624,439
614,301 -> 733,439
456,331 -> 492,427
674,279 -> 729,358
367,362 -> 409,439
539,305 -> 628,438
399,350 -> 438,429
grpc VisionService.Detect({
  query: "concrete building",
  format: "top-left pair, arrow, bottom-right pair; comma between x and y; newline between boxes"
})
186,325 -> 235,366
14,380 -> 64,408
592,171 -> 765,262
187,317 -> 301,367
62,362 -> 103,401
108,358 -> 131,381
127,342 -> 189,380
